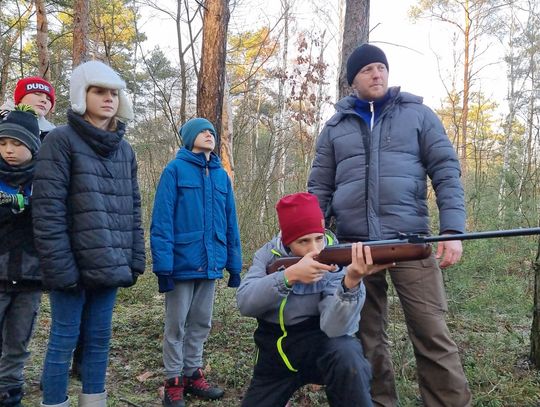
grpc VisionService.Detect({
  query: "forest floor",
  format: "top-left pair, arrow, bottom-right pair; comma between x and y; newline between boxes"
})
22,239 -> 540,406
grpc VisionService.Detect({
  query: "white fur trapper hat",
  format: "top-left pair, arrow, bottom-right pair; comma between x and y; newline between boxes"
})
70,60 -> 134,121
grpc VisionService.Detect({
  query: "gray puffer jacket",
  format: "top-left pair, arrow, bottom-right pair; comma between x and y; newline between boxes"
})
236,233 -> 365,338
308,87 -> 465,241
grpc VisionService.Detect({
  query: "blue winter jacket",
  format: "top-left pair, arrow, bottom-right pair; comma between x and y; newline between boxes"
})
150,148 -> 242,281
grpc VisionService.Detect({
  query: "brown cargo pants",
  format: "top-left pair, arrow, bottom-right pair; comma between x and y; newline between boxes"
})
357,255 -> 472,407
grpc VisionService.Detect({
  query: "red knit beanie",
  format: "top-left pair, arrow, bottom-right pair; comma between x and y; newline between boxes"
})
14,77 -> 56,108
276,192 -> 325,246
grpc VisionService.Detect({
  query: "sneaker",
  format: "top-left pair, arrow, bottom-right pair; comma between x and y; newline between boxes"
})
0,387 -> 23,407
183,368 -> 224,400
163,377 -> 185,407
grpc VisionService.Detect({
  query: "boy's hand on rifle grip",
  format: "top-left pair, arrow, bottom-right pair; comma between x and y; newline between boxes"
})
344,243 -> 394,289
285,250 -> 336,285
436,238 -> 462,268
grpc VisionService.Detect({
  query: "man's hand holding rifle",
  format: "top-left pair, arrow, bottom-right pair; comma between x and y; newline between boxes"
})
436,235 -> 463,269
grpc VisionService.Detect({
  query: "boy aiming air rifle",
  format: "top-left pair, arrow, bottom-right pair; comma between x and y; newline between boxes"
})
267,227 -> 540,274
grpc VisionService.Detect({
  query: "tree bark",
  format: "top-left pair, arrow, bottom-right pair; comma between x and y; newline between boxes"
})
338,0 -> 370,100
197,0 -> 230,156
0,32 -> 18,103
220,75 -> 234,180
276,0 -> 290,197
36,0 -> 50,80
72,0 -> 90,67
176,0 -> 187,124
459,0 -> 471,175
531,234 -> 540,367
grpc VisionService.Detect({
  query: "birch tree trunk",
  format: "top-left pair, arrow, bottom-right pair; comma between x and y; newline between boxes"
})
531,233 -> 540,367
498,12 -> 517,222
459,0 -> 471,175
276,0 -> 290,197
338,0 -> 369,100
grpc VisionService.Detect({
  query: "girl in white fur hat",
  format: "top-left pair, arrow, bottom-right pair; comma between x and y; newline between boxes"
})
32,60 -> 145,407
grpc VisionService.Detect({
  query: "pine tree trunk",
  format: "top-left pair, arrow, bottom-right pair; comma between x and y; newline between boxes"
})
337,0 -> 370,100
72,0 -> 89,66
220,76 -> 234,181
197,0 -> 230,156
36,0 -> 50,79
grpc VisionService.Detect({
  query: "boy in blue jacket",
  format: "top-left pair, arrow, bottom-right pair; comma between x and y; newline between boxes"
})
237,192 -> 391,407
0,107 -> 41,407
151,118 -> 242,407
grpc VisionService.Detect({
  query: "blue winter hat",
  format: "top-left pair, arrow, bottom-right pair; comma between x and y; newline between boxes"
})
179,118 -> 216,150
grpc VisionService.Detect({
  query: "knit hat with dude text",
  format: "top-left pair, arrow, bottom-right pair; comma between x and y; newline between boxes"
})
14,77 -> 56,108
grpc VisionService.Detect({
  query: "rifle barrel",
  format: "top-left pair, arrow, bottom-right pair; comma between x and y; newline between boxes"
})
421,227 -> 540,243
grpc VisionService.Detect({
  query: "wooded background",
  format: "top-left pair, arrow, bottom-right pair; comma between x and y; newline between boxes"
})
2,0 -> 540,405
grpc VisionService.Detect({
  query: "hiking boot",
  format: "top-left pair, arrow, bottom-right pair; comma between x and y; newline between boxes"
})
0,387 -> 23,407
183,368 -> 224,400
163,377 -> 185,407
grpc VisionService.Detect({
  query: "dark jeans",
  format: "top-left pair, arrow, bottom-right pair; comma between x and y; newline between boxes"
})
0,291 -> 41,391
241,319 -> 373,407
41,288 -> 117,405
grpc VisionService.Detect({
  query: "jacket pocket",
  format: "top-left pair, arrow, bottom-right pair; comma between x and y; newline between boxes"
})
214,231 -> 227,269
177,179 -> 203,208
173,230 -> 205,272
213,178 -> 228,210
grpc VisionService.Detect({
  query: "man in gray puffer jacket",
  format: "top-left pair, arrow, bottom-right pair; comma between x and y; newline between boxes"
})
308,44 -> 471,407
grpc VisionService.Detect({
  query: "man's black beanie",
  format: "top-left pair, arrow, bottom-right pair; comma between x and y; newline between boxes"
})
346,43 -> 389,86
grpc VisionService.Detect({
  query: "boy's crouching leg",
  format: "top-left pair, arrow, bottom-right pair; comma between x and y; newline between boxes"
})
318,336 -> 373,407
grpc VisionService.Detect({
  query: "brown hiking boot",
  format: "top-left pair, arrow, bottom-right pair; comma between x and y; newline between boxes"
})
163,377 -> 185,407
183,368 -> 224,400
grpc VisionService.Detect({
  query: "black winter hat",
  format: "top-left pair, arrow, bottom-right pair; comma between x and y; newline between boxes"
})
0,109 -> 41,155
346,43 -> 389,86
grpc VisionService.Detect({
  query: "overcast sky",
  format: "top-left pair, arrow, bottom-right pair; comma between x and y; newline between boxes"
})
141,0 -> 508,116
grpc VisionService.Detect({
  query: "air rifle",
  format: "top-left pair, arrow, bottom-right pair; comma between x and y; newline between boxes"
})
266,227 -> 540,274
0,191 -> 28,211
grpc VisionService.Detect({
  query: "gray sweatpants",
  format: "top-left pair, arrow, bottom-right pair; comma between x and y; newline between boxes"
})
0,290 -> 41,391
163,279 -> 216,379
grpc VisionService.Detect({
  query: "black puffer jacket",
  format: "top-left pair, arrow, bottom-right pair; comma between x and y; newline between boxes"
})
0,182 -> 41,292
32,110 -> 145,290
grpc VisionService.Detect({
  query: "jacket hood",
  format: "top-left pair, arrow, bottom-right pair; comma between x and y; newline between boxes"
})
38,116 -> 55,132
268,230 -> 338,257
175,147 -> 222,168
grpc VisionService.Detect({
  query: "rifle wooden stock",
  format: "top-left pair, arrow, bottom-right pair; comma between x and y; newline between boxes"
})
266,242 -> 432,274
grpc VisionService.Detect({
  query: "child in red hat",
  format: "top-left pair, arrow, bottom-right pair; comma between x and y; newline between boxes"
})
1,77 -> 56,140
237,192 -> 391,407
